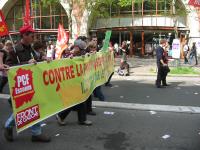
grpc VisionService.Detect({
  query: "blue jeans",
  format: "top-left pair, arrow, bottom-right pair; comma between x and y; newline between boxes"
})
5,114 -> 42,136
190,53 -> 198,65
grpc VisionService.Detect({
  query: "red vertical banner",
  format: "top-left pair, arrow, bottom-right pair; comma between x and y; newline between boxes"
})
188,0 -> 200,7
0,10 -> 9,37
23,0 -> 31,26
55,24 -> 69,59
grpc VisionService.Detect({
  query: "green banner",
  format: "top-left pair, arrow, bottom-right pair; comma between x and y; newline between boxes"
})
102,30 -> 112,51
8,50 -> 114,133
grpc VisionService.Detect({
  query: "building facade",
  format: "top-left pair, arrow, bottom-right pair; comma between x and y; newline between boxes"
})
0,0 -> 200,56
92,0 -> 200,56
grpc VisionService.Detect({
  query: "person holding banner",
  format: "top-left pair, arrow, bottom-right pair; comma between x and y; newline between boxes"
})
4,25 -> 51,142
85,41 -> 99,115
90,36 -> 106,101
0,64 -> 8,71
155,39 -> 168,88
56,39 -> 92,126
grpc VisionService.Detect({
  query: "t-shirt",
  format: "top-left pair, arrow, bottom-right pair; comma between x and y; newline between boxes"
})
183,45 -> 189,52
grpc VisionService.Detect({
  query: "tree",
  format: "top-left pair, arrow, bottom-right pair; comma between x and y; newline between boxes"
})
41,0 -> 59,5
41,0 -> 116,39
41,0 -> 187,39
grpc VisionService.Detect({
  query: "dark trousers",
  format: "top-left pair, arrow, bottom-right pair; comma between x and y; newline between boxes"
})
156,66 -> 164,87
120,61 -> 129,74
105,72 -> 114,85
86,95 -> 92,113
184,51 -> 188,63
58,102 -> 87,123
162,73 -> 167,85
156,66 -> 169,86
194,54 -> 198,65
0,76 -> 8,93
190,53 -> 198,65
93,86 -> 105,101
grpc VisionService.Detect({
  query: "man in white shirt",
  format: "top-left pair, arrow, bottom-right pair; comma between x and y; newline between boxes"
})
183,40 -> 189,64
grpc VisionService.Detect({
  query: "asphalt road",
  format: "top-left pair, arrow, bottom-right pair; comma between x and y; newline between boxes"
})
1,105 -> 200,150
101,76 -> 200,107
1,76 -> 200,150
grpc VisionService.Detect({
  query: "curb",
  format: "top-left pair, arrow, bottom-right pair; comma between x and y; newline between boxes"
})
113,71 -> 200,78
131,73 -> 200,77
0,94 -> 200,114
1,94 -> 200,114
93,101 -> 200,114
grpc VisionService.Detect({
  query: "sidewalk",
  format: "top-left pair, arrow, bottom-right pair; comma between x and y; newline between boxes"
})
114,56 -> 200,77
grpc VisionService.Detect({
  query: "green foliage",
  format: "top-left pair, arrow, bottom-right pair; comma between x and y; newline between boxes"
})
170,67 -> 200,75
41,0 -> 59,7
87,0 -> 118,27
118,0 -> 132,7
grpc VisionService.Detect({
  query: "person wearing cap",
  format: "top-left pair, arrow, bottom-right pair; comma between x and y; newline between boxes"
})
155,39 -> 168,88
56,38 -> 92,126
4,25 -> 51,142
73,38 -> 87,55
61,42 -> 74,58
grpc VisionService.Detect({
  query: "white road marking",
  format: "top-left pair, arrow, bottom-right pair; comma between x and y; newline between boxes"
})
93,101 -> 200,114
0,94 -> 10,99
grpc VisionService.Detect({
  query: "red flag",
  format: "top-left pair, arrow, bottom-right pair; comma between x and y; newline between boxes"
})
0,10 -> 9,37
23,0 -> 31,26
188,0 -> 200,7
55,24 -> 69,59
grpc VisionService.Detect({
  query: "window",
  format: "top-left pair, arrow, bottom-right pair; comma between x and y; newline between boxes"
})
5,0 -> 68,31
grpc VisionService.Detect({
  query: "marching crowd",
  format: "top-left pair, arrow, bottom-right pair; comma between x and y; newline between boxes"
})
0,25 -> 114,142
1,24 -> 197,143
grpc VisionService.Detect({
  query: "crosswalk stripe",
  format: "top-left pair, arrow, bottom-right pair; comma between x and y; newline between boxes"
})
93,101 -> 200,114
0,94 -> 10,99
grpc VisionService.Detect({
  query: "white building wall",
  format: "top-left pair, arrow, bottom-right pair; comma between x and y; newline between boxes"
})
95,16 -> 186,28
0,0 -> 8,9
182,0 -> 200,55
